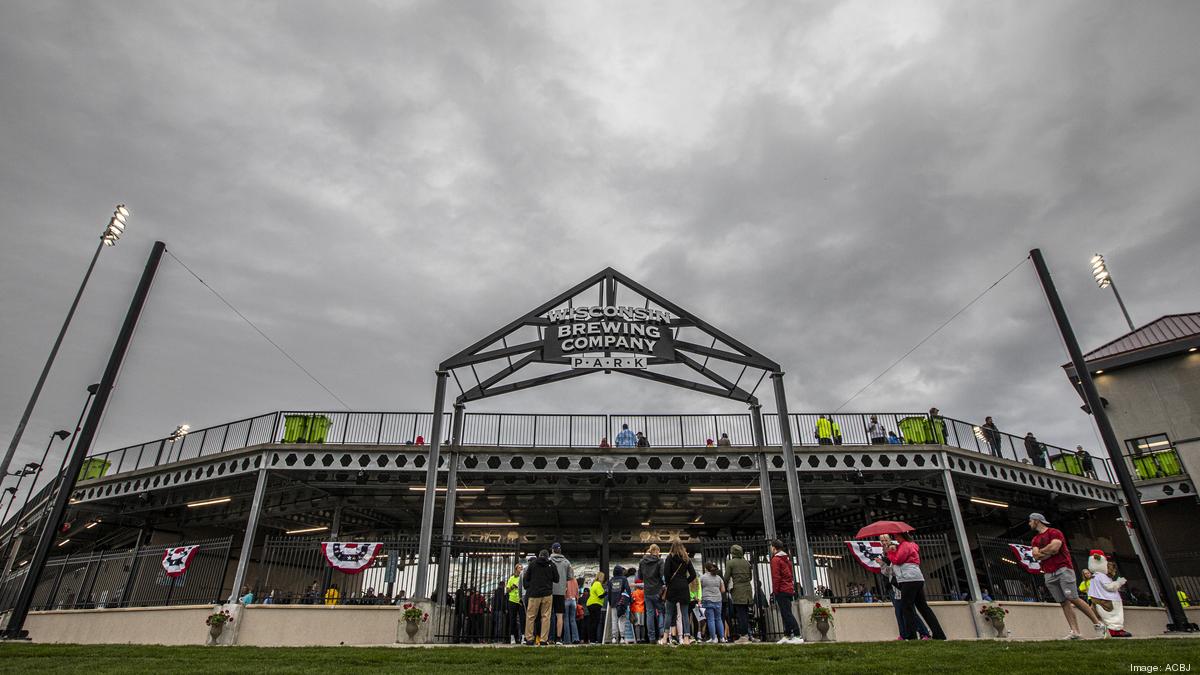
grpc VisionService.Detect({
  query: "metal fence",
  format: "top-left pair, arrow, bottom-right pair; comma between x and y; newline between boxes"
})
698,537 -> 799,642
807,535 -> 962,603
77,410 -> 1116,485
0,536 -> 232,613
257,536 -> 426,605
977,535 -> 1158,606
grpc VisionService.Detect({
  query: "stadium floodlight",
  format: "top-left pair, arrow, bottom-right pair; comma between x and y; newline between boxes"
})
1090,253 -> 1135,331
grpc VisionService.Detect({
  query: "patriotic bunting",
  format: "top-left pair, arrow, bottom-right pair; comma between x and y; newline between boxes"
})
320,542 -> 383,574
162,545 -> 200,578
1008,544 -> 1042,573
844,540 -> 886,573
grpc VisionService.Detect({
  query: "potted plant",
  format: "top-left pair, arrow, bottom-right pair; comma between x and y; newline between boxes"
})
979,603 -> 1009,637
205,609 -> 234,641
809,602 -> 835,640
402,603 -> 429,639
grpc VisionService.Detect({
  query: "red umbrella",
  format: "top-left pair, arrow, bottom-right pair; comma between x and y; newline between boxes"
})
856,520 -> 915,539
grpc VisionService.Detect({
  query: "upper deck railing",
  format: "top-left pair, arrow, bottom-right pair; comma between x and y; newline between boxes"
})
76,410 -> 1117,483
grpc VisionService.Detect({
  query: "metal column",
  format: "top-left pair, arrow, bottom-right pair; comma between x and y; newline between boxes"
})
600,511 -> 611,580
435,403 -> 465,601
227,458 -> 270,603
3,241 -> 165,640
941,465 -> 982,602
1031,248 -> 1192,631
1117,503 -> 1164,606
771,373 -> 814,596
414,370 -> 449,599
750,403 -> 776,540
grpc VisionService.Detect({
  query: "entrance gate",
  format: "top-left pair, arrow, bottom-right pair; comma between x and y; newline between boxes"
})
698,537 -> 796,642
433,540 -> 521,644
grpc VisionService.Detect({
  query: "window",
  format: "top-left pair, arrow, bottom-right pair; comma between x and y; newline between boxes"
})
1124,434 -> 1172,456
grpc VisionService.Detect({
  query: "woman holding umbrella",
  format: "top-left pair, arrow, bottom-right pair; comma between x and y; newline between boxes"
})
881,531 -> 946,640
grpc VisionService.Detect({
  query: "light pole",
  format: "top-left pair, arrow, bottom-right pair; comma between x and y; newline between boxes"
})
156,424 -> 190,465
0,431 -> 69,550
1090,253 -> 1135,332
0,206 -> 129,487
0,463 -> 40,533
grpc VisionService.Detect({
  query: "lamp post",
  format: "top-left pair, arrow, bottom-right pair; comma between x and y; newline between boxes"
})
0,206 -> 129,487
156,424 -> 190,465
1090,253 -> 1135,332
0,431 -> 70,550
0,464 -> 40,533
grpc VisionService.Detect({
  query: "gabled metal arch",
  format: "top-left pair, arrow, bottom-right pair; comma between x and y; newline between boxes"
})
439,267 -> 779,405
415,268 -> 814,601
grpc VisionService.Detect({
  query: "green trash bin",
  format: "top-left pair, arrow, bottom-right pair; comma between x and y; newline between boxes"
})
78,457 -> 111,481
1050,453 -> 1084,476
1155,450 -> 1183,477
898,416 -> 931,444
1132,455 -> 1159,479
282,414 -> 332,444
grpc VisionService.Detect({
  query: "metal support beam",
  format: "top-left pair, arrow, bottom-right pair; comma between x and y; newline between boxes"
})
1031,248 -> 1192,631
1117,503 -> 1164,607
227,458 -> 270,603
750,403 -> 776,540
3,241 -> 165,640
771,372 -> 814,596
941,465 -> 982,603
600,510 -> 611,581
414,370 -> 449,599
435,405 -> 464,601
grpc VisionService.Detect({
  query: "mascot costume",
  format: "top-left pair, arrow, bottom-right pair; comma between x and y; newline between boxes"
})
1086,550 -> 1131,637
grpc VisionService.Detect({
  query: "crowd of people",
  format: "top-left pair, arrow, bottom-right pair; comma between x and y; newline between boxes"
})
489,539 -> 808,646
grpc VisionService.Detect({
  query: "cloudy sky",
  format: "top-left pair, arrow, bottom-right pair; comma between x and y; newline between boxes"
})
2,0 -> 1198,485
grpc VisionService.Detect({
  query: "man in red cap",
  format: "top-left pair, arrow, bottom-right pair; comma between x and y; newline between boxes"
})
1028,512 -> 1106,639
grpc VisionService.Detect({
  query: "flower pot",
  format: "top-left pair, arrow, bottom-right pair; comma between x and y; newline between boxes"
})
989,618 -> 1006,638
815,619 -> 830,640
405,619 -> 420,639
209,623 -> 224,641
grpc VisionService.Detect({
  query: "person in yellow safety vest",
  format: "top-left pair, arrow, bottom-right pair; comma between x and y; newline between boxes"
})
1179,588 -> 1191,608
324,583 -> 340,606
815,416 -> 840,445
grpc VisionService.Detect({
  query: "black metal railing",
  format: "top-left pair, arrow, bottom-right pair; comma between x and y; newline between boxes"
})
72,411 -> 1116,487
0,535 -> 232,613
808,534 -> 962,603
257,535 -> 424,605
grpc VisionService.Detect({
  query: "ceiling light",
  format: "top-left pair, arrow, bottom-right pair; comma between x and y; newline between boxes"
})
689,487 -> 760,493
285,526 -> 329,535
1141,500 -> 1158,505
84,520 -> 101,529
1094,370 -> 1104,375
641,521 -> 651,526
409,486 -> 485,493
57,539 -> 71,547
970,497 -> 1009,508
456,521 -> 519,527
187,496 -> 231,508
1189,347 -> 1197,353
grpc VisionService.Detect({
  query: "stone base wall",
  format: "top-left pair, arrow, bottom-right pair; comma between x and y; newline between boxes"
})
22,602 -> 1200,646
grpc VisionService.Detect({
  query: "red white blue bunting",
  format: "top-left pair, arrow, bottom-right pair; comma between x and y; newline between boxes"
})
844,540 -> 885,573
320,542 -> 383,574
162,545 -> 200,578
1008,544 -> 1042,574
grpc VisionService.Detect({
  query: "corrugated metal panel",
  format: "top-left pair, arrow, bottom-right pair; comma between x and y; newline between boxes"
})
1083,313 -> 1200,360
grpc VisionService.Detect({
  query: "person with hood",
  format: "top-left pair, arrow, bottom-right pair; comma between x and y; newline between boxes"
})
607,565 -> 633,643
548,543 -> 574,645
637,543 -> 666,643
769,540 -> 802,643
586,571 -> 607,643
724,544 -> 754,643
660,539 -> 697,645
522,549 -> 559,645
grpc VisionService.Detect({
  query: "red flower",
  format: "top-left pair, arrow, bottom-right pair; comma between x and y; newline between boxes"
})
814,602 -> 822,608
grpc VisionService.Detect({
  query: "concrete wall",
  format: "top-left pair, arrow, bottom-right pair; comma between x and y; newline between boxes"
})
22,602 -> 1197,646
236,605 -> 405,646
26,605 -> 214,645
1094,352 -> 1200,477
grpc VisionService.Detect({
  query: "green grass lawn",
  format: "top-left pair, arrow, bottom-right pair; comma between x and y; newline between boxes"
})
1,639 -> 1198,674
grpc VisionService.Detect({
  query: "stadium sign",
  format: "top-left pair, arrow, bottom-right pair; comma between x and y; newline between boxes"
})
543,305 -> 675,368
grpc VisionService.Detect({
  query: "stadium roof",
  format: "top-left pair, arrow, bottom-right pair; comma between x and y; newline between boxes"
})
1063,312 -> 1200,377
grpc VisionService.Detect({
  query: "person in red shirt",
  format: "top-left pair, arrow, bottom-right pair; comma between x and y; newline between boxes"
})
1029,512 -> 1106,639
769,540 -> 803,643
